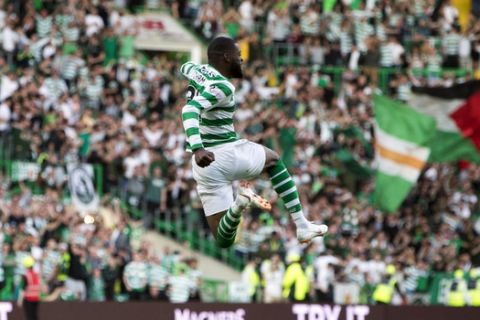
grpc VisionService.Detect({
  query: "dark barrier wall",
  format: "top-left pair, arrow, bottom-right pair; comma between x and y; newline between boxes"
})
2,302 -> 480,320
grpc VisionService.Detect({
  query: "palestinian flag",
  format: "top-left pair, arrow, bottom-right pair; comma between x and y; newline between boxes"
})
410,80 -> 480,163
373,95 -> 436,213
374,81 -> 480,212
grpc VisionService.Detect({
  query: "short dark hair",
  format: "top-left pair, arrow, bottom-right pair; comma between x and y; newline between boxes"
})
207,36 -> 236,62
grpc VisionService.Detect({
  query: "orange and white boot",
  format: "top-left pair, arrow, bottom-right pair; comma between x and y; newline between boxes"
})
237,181 -> 272,211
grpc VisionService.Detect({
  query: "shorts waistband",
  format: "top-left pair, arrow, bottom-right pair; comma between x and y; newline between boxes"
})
205,139 -> 247,151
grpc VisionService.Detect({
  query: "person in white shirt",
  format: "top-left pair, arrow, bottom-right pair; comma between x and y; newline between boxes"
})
261,254 -> 285,303
266,8 -> 291,43
187,258 -> 202,301
143,119 -> 163,148
389,36 -> 405,67
366,252 -> 386,283
442,0 -> 459,29
0,99 -> 11,132
239,0 -> 254,32
85,7 -> 104,37
459,35 -> 471,68
347,44 -> 361,70
0,72 -> 19,102
314,252 -> 340,302
167,265 -> 192,303
1,20 -> 19,65
123,252 -> 148,300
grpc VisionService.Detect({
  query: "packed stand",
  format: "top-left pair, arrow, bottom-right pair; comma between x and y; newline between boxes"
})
172,0 -> 480,304
0,0 -> 203,303
175,0 -> 480,86
0,185 -> 203,302
0,0 -> 479,305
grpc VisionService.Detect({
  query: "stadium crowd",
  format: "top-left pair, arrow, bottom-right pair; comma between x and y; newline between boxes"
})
0,0 -> 479,304
177,0 -> 480,304
0,188 -> 203,303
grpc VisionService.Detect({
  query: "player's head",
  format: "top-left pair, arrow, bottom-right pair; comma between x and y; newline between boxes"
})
207,36 -> 243,78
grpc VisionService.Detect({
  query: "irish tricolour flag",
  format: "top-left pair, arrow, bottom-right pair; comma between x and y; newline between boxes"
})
373,95 -> 436,212
374,81 -> 480,212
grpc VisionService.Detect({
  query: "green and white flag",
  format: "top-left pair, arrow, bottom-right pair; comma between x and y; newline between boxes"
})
67,164 -> 98,214
373,95 -> 436,212
11,162 -> 40,181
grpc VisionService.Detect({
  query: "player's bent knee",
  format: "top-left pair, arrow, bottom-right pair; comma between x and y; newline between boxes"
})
263,147 -> 280,168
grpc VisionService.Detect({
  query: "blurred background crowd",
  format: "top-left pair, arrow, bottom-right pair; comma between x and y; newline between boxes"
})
0,189 -> 203,302
1,0 -> 480,305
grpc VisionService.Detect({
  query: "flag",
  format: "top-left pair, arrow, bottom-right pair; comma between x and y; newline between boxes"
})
410,80 -> 480,163
68,164 -> 98,214
373,95 -> 436,212
11,162 -> 40,181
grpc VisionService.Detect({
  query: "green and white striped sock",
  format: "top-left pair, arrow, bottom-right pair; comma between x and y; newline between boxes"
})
267,160 -> 308,228
216,199 -> 246,248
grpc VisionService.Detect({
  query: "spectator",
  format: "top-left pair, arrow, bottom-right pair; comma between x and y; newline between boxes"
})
143,166 -> 167,229
187,258 -> 202,301
261,254 -> 284,303
282,253 -> 310,302
88,268 -> 105,302
65,242 -> 89,301
147,255 -> 169,301
167,264 -> 192,303
123,251 -> 148,301
102,255 -> 120,301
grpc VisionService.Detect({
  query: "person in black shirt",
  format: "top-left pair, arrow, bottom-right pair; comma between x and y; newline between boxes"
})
102,255 -> 120,301
65,243 -> 89,300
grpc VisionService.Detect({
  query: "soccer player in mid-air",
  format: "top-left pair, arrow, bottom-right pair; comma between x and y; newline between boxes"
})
180,36 -> 328,248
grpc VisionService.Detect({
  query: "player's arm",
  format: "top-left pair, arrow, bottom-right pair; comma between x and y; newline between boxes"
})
181,82 -> 233,168
181,97 -> 215,167
180,61 -> 215,167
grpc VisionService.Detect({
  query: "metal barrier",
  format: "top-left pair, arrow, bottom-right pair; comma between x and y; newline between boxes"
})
266,43 -> 474,94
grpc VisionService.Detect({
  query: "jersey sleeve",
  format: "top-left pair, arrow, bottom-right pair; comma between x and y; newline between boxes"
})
191,82 -> 233,110
180,61 -> 197,78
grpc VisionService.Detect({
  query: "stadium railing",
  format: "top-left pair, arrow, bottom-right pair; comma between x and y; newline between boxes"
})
265,42 -> 474,93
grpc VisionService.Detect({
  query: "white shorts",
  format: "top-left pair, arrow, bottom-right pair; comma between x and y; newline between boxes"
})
192,139 -> 266,216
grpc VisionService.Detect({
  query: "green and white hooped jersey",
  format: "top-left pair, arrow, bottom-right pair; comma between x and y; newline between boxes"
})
180,62 -> 238,152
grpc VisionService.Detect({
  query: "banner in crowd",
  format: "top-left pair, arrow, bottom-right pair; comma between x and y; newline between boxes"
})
373,95 -> 436,213
2,302 -> 480,320
67,164 -> 98,214
11,161 -> 41,181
